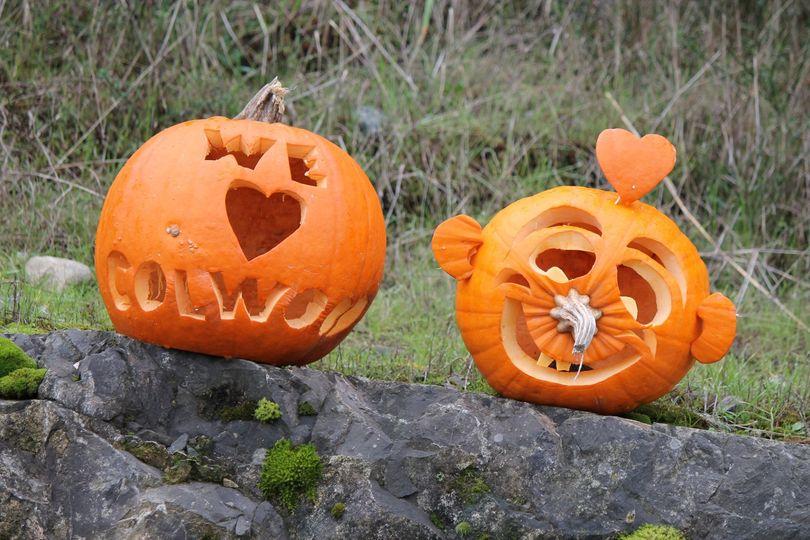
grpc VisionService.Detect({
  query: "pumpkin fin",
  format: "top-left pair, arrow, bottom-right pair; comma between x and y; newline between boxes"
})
691,293 -> 737,364
432,215 -> 483,281
595,128 -> 676,204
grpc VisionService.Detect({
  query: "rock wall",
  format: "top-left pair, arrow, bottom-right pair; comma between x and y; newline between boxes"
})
2,330 -> 808,539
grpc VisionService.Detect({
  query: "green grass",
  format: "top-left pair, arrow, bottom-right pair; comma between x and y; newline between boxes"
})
0,2 -> 807,441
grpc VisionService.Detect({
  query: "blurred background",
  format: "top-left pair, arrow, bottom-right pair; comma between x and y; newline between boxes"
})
0,1 -> 807,439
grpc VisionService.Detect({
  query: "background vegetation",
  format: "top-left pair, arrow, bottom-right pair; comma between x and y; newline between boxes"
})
1,1 -> 807,440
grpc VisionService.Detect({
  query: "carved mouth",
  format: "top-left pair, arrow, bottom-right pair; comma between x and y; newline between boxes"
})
501,297 -> 655,384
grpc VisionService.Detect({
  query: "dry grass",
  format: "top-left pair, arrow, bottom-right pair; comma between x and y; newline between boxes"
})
0,1 -> 807,439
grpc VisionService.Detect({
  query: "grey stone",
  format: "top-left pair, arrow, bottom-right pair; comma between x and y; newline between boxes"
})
356,105 -> 385,136
169,433 -> 189,454
24,255 -> 92,291
2,330 -> 808,539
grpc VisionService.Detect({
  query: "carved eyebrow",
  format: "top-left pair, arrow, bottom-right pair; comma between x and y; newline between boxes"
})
286,144 -> 326,187
514,206 -> 603,244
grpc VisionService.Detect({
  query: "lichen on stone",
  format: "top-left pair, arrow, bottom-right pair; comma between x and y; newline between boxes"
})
254,398 -> 281,422
258,438 -> 322,511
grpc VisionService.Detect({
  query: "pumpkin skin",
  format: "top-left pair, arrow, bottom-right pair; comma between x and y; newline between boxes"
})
432,186 -> 736,414
95,116 -> 386,365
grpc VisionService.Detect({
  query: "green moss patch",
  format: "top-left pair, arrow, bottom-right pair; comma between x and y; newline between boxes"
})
258,438 -> 322,511
620,524 -> 685,540
254,398 -> 282,422
631,401 -> 707,429
218,400 -> 258,422
0,337 -> 37,377
163,453 -> 226,485
450,468 -> 490,505
297,401 -> 317,416
117,437 -> 171,470
455,521 -> 472,536
429,512 -> 445,530
0,367 -> 46,399
622,412 -> 653,425
330,502 -> 345,519
197,385 -> 257,422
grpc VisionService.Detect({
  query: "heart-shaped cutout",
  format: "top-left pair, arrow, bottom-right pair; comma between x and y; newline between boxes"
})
596,128 -> 676,204
226,187 -> 301,260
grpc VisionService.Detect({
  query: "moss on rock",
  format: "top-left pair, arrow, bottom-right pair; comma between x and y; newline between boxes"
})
118,437 -> 172,470
162,453 -> 226,485
455,521 -> 472,536
330,502 -> 345,519
621,524 -> 685,540
188,435 -> 213,456
0,337 -> 37,377
218,400 -> 258,422
632,400 -> 707,429
297,401 -> 317,416
163,457 -> 193,484
254,398 -> 281,422
258,438 -> 322,511
450,468 -> 490,505
0,368 -> 47,399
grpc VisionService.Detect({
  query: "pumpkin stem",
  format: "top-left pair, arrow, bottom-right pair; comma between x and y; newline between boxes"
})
550,289 -> 602,376
235,78 -> 289,123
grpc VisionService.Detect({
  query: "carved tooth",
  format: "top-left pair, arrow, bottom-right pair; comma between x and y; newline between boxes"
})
224,135 -> 242,153
555,360 -> 572,371
258,137 -> 275,154
204,129 -> 224,148
620,296 -> 639,320
536,352 -> 554,367
544,266 -> 568,283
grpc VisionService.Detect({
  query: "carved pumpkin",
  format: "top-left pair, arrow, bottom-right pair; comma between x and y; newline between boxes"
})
95,81 -> 386,365
432,129 -> 736,414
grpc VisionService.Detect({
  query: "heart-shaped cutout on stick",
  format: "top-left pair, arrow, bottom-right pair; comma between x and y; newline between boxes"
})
226,187 -> 302,260
596,128 -> 676,204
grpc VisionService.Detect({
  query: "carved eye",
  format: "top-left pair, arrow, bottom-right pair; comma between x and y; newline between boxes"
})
617,237 -> 686,324
530,229 -> 596,283
617,259 -> 672,326
627,238 -> 686,305
508,206 -> 603,283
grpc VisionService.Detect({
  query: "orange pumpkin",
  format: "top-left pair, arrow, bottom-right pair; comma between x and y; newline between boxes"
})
95,81 -> 386,365
432,129 -> 736,414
